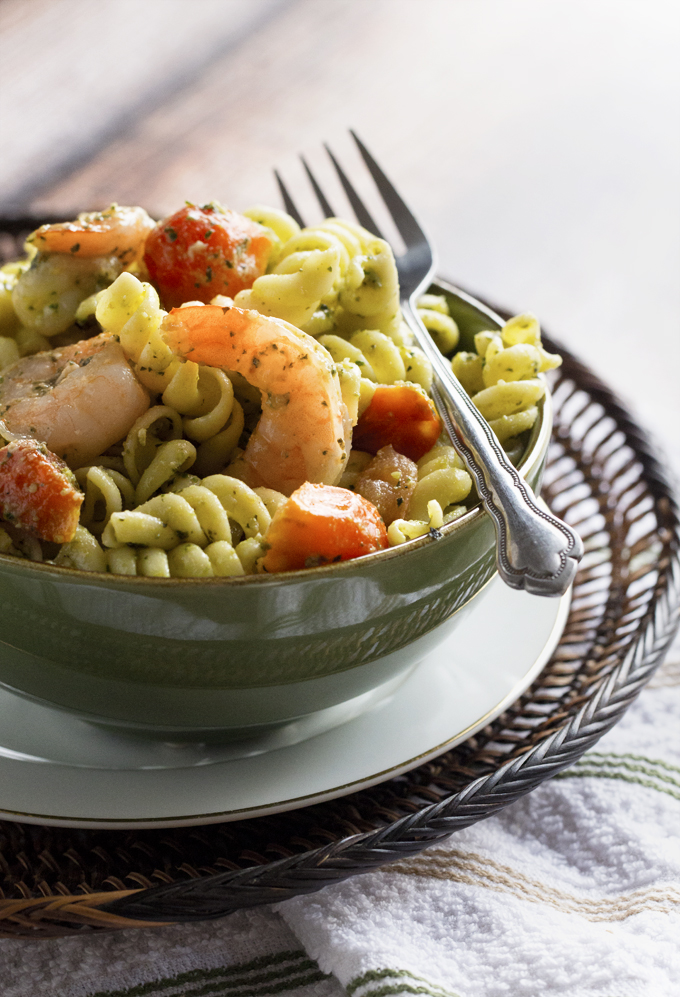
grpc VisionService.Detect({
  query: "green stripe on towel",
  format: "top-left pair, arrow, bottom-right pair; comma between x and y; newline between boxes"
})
583,751 -> 680,779
348,968 -> 460,997
89,949 -> 326,997
556,752 -> 680,800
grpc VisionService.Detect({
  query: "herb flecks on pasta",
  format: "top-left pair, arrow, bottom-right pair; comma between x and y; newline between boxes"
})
418,296 -> 560,446
386,444 -> 471,546
0,202 -> 559,575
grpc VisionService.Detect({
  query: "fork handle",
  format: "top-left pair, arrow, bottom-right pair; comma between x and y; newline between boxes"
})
401,299 -> 583,597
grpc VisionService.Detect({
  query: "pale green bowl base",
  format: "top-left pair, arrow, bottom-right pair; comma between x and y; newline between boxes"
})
0,585 -> 488,743
86,667 -> 418,749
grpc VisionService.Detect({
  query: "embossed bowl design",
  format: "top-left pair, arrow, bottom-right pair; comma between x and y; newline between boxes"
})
0,282 -> 551,739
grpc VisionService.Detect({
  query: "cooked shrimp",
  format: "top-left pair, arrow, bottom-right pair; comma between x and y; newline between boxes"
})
161,305 -> 351,495
12,253 -> 122,337
0,333 -> 150,469
12,206 -> 155,338
27,205 -> 155,265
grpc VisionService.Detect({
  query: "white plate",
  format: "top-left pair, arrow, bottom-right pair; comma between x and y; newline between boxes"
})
0,577 -> 570,828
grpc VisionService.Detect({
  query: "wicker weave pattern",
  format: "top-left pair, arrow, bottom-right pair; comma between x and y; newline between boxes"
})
0,315 -> 678,935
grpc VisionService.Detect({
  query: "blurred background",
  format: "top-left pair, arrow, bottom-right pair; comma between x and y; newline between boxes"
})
1,0 -> 678,470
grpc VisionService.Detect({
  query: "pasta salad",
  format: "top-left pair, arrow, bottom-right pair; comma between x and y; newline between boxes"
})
0,202 -> 560,577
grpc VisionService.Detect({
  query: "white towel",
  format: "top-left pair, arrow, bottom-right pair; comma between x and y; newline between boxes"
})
278,644 -> 680,997
0,906 -> 345,997
1,639 -> 678,997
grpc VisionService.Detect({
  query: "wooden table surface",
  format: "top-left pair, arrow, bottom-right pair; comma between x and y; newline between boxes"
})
2,0 -> 679,473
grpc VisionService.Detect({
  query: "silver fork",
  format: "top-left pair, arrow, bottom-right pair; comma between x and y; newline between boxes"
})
275,133 -> 583,596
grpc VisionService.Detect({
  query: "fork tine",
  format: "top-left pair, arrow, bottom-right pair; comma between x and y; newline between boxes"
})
324,144 -> 385,239
350,130 -> 422,245
274,170 -> 307,228
300,156 -> 336,219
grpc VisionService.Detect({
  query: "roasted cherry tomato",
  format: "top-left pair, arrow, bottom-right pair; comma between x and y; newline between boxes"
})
143,203 -> 274,308
261,482 -> 388,573
0,439 -> 82,543
352,384 -> 442,462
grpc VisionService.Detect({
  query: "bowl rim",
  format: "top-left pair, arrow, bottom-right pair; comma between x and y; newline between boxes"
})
0,280 -> 552,589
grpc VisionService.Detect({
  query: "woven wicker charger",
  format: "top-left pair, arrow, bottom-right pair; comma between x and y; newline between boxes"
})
0,253 -> 678,936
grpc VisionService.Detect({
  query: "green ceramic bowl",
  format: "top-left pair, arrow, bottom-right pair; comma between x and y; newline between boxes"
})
0,282 -> 552,740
